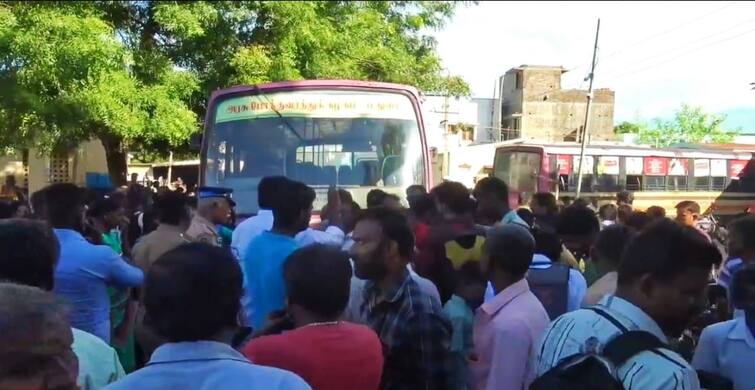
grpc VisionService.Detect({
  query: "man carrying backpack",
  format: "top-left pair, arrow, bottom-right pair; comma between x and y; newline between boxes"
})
532,219 -> 722,390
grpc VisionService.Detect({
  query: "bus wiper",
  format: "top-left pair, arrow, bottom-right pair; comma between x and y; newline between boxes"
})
252,85 -> 304,142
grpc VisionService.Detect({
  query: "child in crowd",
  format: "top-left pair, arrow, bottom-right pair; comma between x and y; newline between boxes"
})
443,261 -> 487,389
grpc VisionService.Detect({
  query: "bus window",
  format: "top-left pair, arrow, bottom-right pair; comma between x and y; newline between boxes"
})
667,158 -> 688,191
711,177 -> 726,191
510,152 -> 540,194
596,156 -> 620,192
495,150 -> 540,194
694,176 -> 711,191
667,176 -> 688,191
625,175 -> 642,191
645,176 -> 665,191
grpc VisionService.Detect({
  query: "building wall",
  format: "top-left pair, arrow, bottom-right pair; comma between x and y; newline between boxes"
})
421,95 -> 480,151
499,65 -> 616,142
472,97 -> 496,142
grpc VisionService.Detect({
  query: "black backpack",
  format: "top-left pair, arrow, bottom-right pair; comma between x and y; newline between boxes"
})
531,307 -> 733,390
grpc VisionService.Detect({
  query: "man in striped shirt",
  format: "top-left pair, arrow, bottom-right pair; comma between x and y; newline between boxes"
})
533,220 -> 722,389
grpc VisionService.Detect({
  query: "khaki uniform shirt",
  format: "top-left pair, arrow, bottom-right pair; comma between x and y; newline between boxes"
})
132,224 -> 189,273
184,215 -> 220,246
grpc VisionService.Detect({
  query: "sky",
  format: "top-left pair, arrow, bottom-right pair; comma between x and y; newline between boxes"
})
430,1 -> 755,130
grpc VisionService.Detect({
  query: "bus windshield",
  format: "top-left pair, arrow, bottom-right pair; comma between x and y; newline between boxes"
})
204,89 -> 425,215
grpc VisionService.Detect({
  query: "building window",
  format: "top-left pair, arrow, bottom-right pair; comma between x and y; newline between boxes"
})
515,72 -> 523,89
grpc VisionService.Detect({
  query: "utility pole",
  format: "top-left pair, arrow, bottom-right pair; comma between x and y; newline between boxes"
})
576,18 -> 600,199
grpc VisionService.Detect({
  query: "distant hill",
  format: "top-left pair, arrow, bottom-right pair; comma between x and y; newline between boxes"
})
721,107 -> 755,133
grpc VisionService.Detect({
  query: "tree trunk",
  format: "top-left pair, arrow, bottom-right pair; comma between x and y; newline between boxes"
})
100,134 -> 128,187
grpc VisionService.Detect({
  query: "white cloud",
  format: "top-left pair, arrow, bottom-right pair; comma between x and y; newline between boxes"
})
431,1 -> 755,124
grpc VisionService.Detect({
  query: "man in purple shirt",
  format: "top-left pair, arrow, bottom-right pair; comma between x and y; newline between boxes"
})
472,224 -> 549,390
41,183 -> 144,342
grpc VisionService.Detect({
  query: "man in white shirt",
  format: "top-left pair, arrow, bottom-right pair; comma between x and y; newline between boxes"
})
232,177 -> 346,260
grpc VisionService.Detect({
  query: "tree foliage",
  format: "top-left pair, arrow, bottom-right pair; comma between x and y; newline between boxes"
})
0,1 -> 469,185
613,104 -> 736,147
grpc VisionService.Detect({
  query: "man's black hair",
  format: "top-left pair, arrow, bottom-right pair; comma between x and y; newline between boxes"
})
366,189 -> 387,209
338,189 -> 354,205
456,260 -> 486,286
284,244 -> 352,319
145,243 -> 242,342
516,208 -> 534,227
728,215 -> 755,252
731,263 -> 755,309
617,190 -> 634,205
88,196 -> 122,218
42,183 -> 87,229
556,204 -> 600,236
273,180 -> 315,227
675,200 -> 701,215
431,181 -> 472,215
486,225 -> 535,279
356,207 -> 415,258
473,176 -> 510,203
531,192 -> 558,215
0,202 -> 13,219
626,211 -> 652,231
154,190 -> 189,226
0,219 -> 60,291
646,205 -> 667,219
617,219 -> 721,286
29,188 -> 48,219
408,193 -> 436,219
598,203 -> 618,221
593,224 -> 636,269
258,176 -> 289,210
406,184 -> 427,196
532,227 -> 562,262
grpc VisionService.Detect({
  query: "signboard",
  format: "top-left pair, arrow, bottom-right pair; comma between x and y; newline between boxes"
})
215,90 -> 417,123
711,159 -> 727,177
730,160 -> 749,179
644,157 -> 669,176
597,156 -> 620,175
626,157 -> 644,175
668,158 -> 689,176
572,155 -> 594,174
556,155 -> 572,175
694,159 -> 710,177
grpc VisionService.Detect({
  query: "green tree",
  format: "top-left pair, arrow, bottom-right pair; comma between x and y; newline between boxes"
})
0,1 -> 470,185
613,104 -> 736,147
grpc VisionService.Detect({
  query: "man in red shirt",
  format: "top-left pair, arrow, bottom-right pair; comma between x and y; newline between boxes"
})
242,244 -> 383,390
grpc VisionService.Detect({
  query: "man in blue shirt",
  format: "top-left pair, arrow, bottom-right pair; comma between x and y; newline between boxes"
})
242,179 -> 315,329
533,219 -> 722,389
106,243 -> 309,390
42,183 -> 144,342
473,177 -> 528,228
694,264 -> 755,390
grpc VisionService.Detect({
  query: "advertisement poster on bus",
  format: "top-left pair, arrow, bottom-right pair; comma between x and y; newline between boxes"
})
694,159 -> 710,177
626,157 -> 643,175
729,160 -> 749,178
572,156 -> 594,174
668,158 -> 688,176
644,157 -> 669,176
556,155 -> 571,175
710,159 -> 727,177
597,156 -> 620,175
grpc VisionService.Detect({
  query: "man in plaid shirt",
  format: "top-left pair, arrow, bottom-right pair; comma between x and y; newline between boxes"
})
351,207 -> 453,390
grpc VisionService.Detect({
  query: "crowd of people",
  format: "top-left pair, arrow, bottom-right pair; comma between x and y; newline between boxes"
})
0,173 -> 753,390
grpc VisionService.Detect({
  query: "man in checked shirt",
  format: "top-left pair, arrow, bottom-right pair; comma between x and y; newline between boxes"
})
350,207 -> 453,390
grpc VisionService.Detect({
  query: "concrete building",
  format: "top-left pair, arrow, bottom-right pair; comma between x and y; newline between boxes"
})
496,65 -> 615,142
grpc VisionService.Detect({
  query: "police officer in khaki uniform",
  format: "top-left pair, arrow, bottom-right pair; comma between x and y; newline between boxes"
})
185,187 -> 234,247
